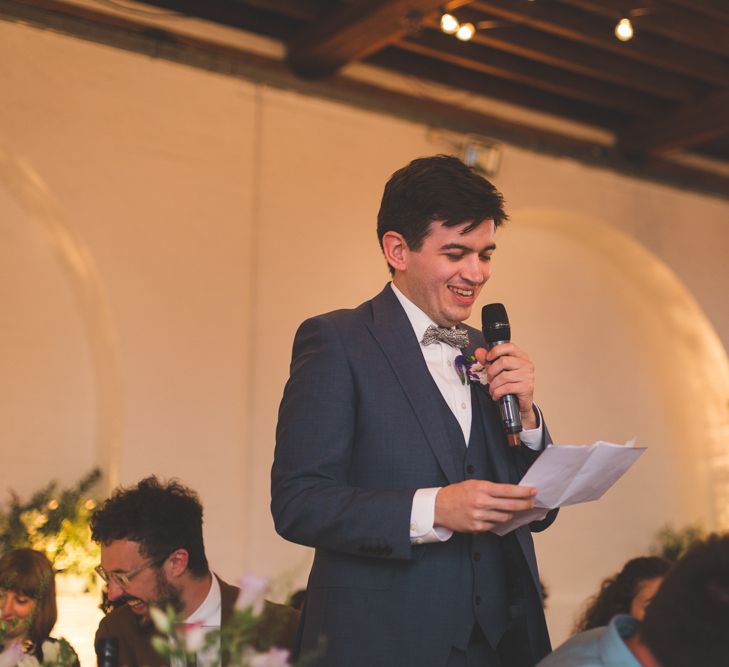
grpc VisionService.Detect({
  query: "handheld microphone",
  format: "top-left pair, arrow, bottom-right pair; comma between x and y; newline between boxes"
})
95,637 -> 119,667
481,303 -> 522,447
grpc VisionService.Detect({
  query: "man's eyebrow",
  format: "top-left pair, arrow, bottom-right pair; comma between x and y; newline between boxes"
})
440,242 -> 497,252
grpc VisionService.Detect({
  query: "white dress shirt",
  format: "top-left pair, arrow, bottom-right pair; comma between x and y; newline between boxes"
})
389,283 -> 544,544
173,575 -> 222,667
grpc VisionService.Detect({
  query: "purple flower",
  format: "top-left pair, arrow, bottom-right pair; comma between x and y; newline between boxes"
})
454,355 -> 488,386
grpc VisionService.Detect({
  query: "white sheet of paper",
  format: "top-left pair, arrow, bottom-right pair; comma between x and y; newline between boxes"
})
492,439 -> 646,536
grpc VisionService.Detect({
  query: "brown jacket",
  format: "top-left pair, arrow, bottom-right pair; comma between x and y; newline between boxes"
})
95,575 -> 299,667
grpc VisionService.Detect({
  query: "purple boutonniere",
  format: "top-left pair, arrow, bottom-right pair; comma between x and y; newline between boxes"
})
454,354 -> 488,386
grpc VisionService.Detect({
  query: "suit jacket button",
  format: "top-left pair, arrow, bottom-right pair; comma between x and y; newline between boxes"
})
466,465 -> 475,474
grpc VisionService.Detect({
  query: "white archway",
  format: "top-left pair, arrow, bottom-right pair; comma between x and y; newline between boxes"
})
0,146 -> 123,488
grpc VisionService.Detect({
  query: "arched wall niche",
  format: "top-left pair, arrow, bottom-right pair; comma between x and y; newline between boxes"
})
0,146 -> 119,667
0,147 -> 122,487
474,208 -> 729,642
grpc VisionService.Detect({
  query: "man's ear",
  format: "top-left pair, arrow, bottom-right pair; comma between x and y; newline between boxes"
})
166,548 -> 189,578
381,231 -> 409,273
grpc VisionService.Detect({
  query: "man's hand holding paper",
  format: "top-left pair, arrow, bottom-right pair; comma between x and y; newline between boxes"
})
492,439 -> 646,536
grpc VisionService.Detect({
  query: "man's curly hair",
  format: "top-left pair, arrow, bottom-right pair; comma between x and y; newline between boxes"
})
90,476 -> 209,577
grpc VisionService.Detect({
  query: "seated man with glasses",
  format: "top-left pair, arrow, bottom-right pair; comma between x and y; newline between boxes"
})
91,476 -> 298,667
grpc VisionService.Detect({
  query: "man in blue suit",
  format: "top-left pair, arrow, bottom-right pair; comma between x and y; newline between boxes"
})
272,155 -> 557,667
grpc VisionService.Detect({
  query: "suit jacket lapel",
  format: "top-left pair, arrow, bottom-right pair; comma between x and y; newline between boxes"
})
366,286 -> 462,484
218,574 -> 238,624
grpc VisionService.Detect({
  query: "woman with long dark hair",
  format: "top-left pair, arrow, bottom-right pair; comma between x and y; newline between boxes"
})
0,549 -> 79,667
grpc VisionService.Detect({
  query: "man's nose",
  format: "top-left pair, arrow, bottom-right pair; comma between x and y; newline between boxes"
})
106,580 -> 124,601
461,255 -> 487,284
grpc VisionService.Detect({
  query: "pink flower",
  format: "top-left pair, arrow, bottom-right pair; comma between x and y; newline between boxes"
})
246,647 -> 290,667
234,574 -> 270,615
184,621 -> 207,653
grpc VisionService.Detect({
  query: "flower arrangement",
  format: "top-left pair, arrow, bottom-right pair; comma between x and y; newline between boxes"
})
19,639 -> 77,667
454,354 -> 488,386
0,470 -> 101,589
0,627 -> 78,667
150,575 -> 296,667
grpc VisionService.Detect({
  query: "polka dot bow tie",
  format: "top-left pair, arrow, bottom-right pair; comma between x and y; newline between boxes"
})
421,325 -> 469,349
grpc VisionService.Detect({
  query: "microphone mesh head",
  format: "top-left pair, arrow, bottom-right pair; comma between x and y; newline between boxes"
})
482,303 -> 511,344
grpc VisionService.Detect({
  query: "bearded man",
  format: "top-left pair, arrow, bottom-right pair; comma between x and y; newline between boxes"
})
92,476 -> 297,667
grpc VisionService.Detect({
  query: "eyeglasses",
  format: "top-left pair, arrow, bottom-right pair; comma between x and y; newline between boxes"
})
95,555 -> 168,589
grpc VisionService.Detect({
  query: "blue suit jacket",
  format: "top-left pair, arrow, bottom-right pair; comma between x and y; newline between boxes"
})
271,285 -> 556,666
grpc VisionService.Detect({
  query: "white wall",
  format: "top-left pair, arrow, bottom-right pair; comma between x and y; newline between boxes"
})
2,18 -> 729,656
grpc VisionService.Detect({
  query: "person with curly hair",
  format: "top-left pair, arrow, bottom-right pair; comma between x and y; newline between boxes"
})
538,535 -> 729,666
91,476 -> 298,667
573,556 -> 670,633
0,548 -> 79,667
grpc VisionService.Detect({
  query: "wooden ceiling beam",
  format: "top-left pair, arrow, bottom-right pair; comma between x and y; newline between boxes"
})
226,0 -> 323,21
2,0 -> 727,200
368,46 -> 625,130
400,31 -> 665,116
617,90 -> 729,156
664,0 -> 729,23
285,0 -> 444,78
470,0 -> 729,86
421,17 -> 702,103
563,0 -> 729,59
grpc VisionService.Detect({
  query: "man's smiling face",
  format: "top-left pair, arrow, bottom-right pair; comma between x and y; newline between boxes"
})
393,219 -> 495,327
100,540 -> 181,618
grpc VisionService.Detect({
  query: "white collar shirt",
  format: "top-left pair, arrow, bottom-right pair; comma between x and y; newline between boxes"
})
391,282 -> 473,442
174,575 -> 221,667
390,283 -> 544,545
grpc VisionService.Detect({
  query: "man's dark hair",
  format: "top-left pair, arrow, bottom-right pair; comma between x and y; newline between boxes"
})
376,154 -> 508,274
640,533 -> 729,667
90,476 -> 209,577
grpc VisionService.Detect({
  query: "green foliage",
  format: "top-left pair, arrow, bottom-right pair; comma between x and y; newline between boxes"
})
0,616 -> 23,644
0,628 -> 78,666
51,637 -> 79,667
0,469 -> 102,589
650,523 -> 706,561
149,603 -> 284,667
39,637 -> 79,667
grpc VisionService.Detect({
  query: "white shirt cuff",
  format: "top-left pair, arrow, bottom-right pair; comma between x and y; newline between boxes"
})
520,404 -> 544,450
410,487 -> 453,544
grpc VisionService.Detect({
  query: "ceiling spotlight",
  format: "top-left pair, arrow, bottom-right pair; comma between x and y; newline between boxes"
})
456,22 -> 475,41
440,13 -> 459,34
615,17 -> 634,41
